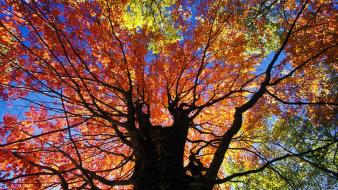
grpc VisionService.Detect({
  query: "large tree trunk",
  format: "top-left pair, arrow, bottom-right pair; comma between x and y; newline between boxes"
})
130,106 -> 215,190
133,126 -> 192,190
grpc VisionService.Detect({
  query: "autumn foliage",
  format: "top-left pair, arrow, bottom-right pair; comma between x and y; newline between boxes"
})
0,0 -> 337,189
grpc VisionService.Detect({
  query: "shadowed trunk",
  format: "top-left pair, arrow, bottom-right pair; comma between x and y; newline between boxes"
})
130,105 -> 203,190
129,103 -> 215,190
133,126 -> 193,190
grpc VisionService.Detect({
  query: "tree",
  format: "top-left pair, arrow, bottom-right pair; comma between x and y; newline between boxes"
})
0,0 -> 337,189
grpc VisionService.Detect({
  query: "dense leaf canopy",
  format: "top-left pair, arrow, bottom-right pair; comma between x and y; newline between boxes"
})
0,0 -> 337,189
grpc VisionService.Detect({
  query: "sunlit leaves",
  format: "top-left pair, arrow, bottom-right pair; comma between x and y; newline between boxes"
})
122,0 -> 181,53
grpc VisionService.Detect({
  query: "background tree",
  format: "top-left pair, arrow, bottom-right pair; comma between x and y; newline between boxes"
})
0,0 -> 337,189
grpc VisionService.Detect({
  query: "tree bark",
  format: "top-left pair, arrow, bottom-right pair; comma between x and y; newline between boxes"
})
133,126 -> 193,190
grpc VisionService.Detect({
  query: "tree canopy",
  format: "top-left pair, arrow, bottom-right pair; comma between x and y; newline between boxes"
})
0,0 -> 337,189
